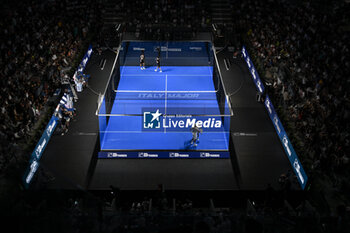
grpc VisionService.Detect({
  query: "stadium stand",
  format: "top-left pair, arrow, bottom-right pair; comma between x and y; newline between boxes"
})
235,0 -> 350,210
0,0 -> 101,168
0,0 -> 349,232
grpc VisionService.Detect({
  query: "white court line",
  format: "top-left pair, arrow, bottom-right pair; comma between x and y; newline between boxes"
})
120,65 -> 126,77
76,132 -> 97,136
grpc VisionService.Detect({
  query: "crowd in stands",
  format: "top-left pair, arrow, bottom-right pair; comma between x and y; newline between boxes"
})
7,187 -> 337,233
0,0 -> 98,171
233,0 -> 350,190
108,0 -> 211,40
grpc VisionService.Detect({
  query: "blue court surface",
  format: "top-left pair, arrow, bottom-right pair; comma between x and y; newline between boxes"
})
99,66 -> 230,150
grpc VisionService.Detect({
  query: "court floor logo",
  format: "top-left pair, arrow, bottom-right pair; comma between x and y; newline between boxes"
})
143,109 -> 162,129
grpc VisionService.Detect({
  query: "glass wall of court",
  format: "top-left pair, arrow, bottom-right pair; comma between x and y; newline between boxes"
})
97,41 -> 232,151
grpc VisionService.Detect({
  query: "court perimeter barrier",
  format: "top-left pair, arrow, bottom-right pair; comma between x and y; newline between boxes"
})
23,46 -> 93,189
99,151 -> 230,159
96,41 -> 233,152
241,45 -> 307,189
264,94 -> 308,189
241,46 -> 265,93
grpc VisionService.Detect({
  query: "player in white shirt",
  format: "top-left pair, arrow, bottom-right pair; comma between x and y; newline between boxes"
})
190,125 -> 203,147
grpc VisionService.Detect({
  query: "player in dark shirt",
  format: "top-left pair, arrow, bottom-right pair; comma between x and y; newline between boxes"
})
154,56 -> 162,72
140,50 -> 145,70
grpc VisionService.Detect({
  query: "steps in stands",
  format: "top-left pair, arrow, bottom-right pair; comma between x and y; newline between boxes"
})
210,0 -> 233,24
101,0 -> 124,30
100,0 -> 124,47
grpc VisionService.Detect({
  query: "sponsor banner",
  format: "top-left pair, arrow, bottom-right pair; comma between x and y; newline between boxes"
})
264,95 -> 308,189
241,46 -> 265,93
99,151 -> 230,159
30,116 -> 59,161
159,46 -> 182,52
23,158 -> 39,189
133,47 -> 146,51
77,45 -> 93,73
141,108 -> 226,132
125,42 -> 208,57
24,74 -> 79,188
73,45 -> 93,90
189,47 -> 203,51
23,115 -> 59,188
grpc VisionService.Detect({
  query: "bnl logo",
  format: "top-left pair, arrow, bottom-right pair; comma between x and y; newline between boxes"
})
143,109 -> 162,128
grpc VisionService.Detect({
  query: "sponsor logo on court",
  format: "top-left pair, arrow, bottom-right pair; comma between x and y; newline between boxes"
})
200,152 -> 220,158
98,151 -> 230,159
138,93 -> 200,99
169,152 -> 189,158
138,152 -> 158,158
107,153 -> 128,158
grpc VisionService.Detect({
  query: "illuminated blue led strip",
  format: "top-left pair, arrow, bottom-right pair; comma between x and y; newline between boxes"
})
241,46 -> 265,93
241,45 -> 307,189
264,95 -> 308,189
